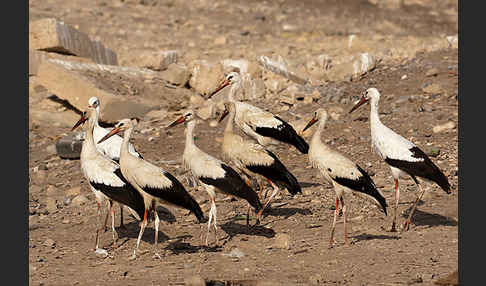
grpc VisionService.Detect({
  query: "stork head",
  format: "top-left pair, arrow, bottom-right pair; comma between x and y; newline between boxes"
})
349,87 -> 380,113
71,110 -> 88,131
303,108 -> 328,132
88,96 -> 100,110
208,72 -> 240,99
97,118 -> 135,144
218,101 -> 235,123
167,110 -> 195,128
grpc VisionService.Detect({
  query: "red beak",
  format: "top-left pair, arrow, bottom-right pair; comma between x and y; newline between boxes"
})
98,127 -> 121,144
218,108 -> 229,123
349,96 -> 369,114
302,117 -> 318,132
208,78 -> 230,99
71,112 -> 88,131
167,115 -> 186,129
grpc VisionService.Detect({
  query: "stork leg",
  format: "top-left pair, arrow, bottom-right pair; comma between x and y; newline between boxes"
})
109,201 -> 117,249
341,197 -> 349,246
205,196 -> 218,246
94,200 -> 102,250
119,204 -> 127,230
402,177 -> 425,232
153,208 -> 162,259
329,197 -> 340,249
102,199 -> 111,232
255,180 -> 280,224
245,178 -> 252,227
390,179 -> 400,232
131,208 -> 148,260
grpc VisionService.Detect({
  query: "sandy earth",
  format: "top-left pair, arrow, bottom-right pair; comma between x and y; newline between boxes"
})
29,0 -> 458,285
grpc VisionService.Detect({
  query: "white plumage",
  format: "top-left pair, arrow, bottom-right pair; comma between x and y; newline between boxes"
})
304,108 -> 387,248
349,87 -> 451,232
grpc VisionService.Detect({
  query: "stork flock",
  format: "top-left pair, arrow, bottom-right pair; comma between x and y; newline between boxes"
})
70,72 -> 452,259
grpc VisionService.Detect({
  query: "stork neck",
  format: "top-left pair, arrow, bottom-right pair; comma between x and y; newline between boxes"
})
369,98 -> 381,129
82,114 -> 97,155
120,126 -> 133,160
94,107 -> 101,127
312,118 -> 326,143
224,109 -> 235,134
185,120 -> 196,150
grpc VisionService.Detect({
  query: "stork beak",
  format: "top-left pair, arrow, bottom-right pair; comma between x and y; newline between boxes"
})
71,112 -> 88,131
98,127 -> 121,144
218,108 -> 229,123
302,117 -> 318,132
208,78 -> 230,99
167,115 -> 186,129
349,96 -> 368,114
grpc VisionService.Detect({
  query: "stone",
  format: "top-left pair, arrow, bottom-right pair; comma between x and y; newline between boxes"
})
43,238 -> 55,248
137,50 -> 179,71
71,194 -> 89,206
433,121 -> 456,133
36,59 -> 157,123
221,59 -> 263,79
258,55 -> 309,85
55,131 -> 84,159
184,275 -> 205,286
189,60 -> 225,96
434,269 -> 458,286
327,53 -> 377,82
425,68 -> 439,77
328,106 -> 344,121
66,186 -> 82,197
446,35 -> 458,49
272,233 -> 291,250
29,18 -> 117,65
160,63 -> 191,86
29,49 -> 93,76
309,274 -> 323,285
214,36 -> 227,45
422,83 -> 442,94
144,109 -> 168,121
223,247 -> 245,259
45,198 -> 58,213
195,104 -> 215,120
426,146 -> 441,157
189,94 -> 206,108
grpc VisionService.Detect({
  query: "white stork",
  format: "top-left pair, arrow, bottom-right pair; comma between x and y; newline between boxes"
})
303,108 -> 388,248
77,106 -> 146,253
349,88 -> 451,232
167,110 -> 263,246
72,96 -> 143,229
219,101 -> 302,225
98,118 -> 205,259
208,72 -> 309,154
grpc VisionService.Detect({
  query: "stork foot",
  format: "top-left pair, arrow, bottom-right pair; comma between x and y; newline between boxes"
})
389,222 -> 398,232
95,248 -> 109,257
401,220 -> 411,233
153,252 -> 162,260
328,240 -> 334,249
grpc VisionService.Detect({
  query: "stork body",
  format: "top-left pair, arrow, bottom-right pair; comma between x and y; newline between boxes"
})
78,107 -> 145,253
209,72 -> 309,154
98,119 -> 205,259
220,102 -> 301,224
168,111 -> 263,245
304,108 -> 387,248
349,88 -> 451,232
72,97 -> 143,230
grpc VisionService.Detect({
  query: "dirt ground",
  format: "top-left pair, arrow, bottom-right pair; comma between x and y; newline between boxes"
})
29,0 -> 458,285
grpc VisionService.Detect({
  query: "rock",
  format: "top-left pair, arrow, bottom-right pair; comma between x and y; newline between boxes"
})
196,104 -> 215,120
71,194 -> 89,206
209,120 -> 218,127
29,18 -> 117,65
272,233 -> 291,250
433,121 -> 456,133
184,275 -> 206,286
426,68 -> 439,77
221,59 -> 262,79
45,144 -> 57,156
45,198 -> 58,213
426,146 -> 441,157
434,269 -> 458,286
144,109 -> 168,121
160,63 -> 191,86
289,116 -> 313,138
55,131 -> 84,159
137,50 -> 179,71
66,186 -> 82,197
401,74 -> 407,80
214,36 -> 227,45
189,60 -> 225,96
36,59 -> 158,123
43,238 -> 55,248
446,35 -> 458,49
223,247 -> 245,259
258,55 -> 309,85
327,53 -> 377,82
189,94 -> 206,108
328,106 -> 344,121
29,49 -> 93,76
422,83 -> 442,94
309,274 -> 323,285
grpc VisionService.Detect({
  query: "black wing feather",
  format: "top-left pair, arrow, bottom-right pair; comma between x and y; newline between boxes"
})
254,116 -> 309,154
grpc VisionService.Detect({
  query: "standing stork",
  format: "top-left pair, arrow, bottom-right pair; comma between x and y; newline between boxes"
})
167,110 -> 263,245
72,96 -> 143,230
349,87 -> 451,232
219,101 -> 302,225
303,108 -> 388,248
98,118 -> 205,259
76,106 -> 145,253
208,72 -> 309,154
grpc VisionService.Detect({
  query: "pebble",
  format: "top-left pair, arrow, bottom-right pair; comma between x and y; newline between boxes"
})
425,68 -> 439,77
184,275 -> 205,286
433,121 -> 455,133
272,233 -> 291,250
223,247 -> 245,259
71,195 -> 89,206
43,238 -> 55,248
426,146 -> 441,157
401,74 -> 407,80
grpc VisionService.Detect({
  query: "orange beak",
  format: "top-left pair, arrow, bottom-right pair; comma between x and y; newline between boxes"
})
167,115 -> 186,129
302,117 -> 318,132
71,112 -> 88,131
97,127 -> 121,144
208,78 -> 230,99
349,96 -> 369,114
218,108 -> 229,123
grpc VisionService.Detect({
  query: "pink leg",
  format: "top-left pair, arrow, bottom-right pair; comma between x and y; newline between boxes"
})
329,197 -> 339,249
390,179 -> 399,232
402,182 -> 426,232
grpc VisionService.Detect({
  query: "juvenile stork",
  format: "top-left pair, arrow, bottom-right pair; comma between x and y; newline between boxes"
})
208,72 -> 309,154
72,96 -> 143,229
303,108 -> 388,248
167,111 -> 263,245
77,106 -> 145,253
98,118 -> 205,259
349,87 -> 451,232
219,101 -> 302,225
